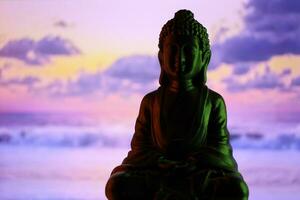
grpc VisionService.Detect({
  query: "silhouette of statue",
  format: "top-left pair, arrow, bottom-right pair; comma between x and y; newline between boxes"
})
105,9 -> 249,200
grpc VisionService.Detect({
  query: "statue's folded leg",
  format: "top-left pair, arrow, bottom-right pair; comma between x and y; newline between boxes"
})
195,170 -> 249,200
105,167 -> 161,200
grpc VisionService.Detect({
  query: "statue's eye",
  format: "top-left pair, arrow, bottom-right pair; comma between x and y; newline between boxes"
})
188,45 -> 196,50
191,44 -> 198,50
168,44 -> 178,54
184,45 -> 197,54
185,43 -> 198,51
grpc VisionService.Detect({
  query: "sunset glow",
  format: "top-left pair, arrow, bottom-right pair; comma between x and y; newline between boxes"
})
1,0 -> 299,136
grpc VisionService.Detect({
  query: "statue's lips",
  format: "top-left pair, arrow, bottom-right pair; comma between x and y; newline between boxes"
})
173,63 -> 186,73
173,69 -> 188,76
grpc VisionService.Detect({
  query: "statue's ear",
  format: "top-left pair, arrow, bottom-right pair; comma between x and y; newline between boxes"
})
202,50 -> 211,68
158,50 -> 163,66
158,50 -> 168,86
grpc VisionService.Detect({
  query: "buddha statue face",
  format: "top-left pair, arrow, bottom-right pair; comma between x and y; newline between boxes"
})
160,34 -> 202,82
158,10 -> 211,90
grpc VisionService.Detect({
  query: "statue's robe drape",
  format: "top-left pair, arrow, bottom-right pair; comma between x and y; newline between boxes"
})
106,85 -> 249,199
111,85 -> 240,176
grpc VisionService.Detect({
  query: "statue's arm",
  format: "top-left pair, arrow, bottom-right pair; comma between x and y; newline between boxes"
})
206,94 -> 232,150
188,92 -> 238,171
121,93 -> 161,168
206,93 -> 238,170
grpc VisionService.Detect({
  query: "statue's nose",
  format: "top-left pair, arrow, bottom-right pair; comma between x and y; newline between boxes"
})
174,45 -> 186,72
179,48 -> 186,71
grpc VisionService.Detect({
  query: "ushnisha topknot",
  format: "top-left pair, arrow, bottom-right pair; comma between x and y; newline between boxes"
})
158,9 -> 210,54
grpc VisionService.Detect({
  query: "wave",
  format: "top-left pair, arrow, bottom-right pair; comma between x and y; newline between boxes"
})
230,132 -> 300,150
0,126 -> 131,148
0,126 -> 300,150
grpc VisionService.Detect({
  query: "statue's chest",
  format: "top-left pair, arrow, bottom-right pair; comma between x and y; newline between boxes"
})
160,91 -> 200,147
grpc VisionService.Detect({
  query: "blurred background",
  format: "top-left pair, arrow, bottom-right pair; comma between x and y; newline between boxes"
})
0,0 -> 300,199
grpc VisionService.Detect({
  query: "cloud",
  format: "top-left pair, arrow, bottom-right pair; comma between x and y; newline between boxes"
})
291,76 -> 300,87
104,55 -> 159,84
280,68 -> 292,77
232,63 -> 251,75
211,0 -> 300,68
53,20 -> 70,28
223,66 -> 286,92
0,36 -> 80,65
64,72 -> 103,96
245,0 -> 300,45
246,0 -> 300,17
45,55 -> 160,97
213,36 -> 300,64
38,79 -> 65,95
35,36 -> 79,56
101,55 -> 160,95
0,76 -> 40,87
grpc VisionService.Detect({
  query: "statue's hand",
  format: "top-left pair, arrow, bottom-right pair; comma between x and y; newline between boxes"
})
158,156 -> 198,177
172,161 -> 197,176
157,156 -> 179,170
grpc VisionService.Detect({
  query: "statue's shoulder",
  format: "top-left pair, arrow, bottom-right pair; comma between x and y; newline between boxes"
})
143,89 -> 158,101
207,88 -> 226,108
140,89 -> 159,108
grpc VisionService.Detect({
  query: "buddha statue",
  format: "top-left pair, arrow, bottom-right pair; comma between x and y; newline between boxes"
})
105,9 -> 249,200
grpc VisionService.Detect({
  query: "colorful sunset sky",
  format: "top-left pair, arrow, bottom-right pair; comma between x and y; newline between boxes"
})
0,0 -> 300,135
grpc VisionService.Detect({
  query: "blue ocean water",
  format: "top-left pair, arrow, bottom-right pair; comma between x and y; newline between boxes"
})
0,112 -> 299,150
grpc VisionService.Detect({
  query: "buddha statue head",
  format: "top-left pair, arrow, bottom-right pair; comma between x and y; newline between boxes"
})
158,9 -> 211,91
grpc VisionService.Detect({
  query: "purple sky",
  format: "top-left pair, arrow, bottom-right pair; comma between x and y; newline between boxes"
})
0,0 -> 300,135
